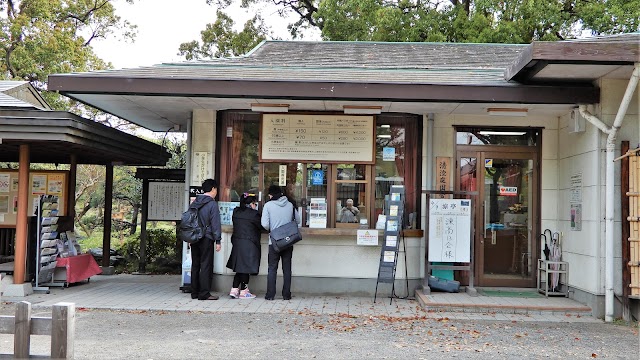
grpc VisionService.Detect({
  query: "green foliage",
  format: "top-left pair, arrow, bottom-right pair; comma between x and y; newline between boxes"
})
0,0 -> 137,108
221,0 -> 640,44
178,9 -> 269,60
117,228 -> 180,274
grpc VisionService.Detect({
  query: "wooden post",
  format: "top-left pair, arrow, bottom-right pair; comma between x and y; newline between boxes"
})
102,164 -> 114,268
51,302 -> 75,359
621,141 -> 630,321
14,144 -> 30,284
139,178 -> 149,273
67,154 -> 77,220
14,301 -> 31,358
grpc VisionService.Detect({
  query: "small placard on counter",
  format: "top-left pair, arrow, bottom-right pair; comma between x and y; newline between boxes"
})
357,229 -> 379,246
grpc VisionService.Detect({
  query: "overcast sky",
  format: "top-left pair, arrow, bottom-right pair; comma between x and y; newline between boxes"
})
92,0 -> 311,69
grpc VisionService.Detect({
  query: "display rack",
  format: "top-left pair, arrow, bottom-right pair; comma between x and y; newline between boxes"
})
374,185 -> 407,304
34,195 -> 63,292
537,259 -> 569,297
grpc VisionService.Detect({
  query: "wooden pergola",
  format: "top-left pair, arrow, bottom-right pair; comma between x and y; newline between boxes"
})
0,108 -> 170,285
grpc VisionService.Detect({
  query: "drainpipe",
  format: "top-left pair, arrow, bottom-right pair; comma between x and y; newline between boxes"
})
579,62 -> 640,322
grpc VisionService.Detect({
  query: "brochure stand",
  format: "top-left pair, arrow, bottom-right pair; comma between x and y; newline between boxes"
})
374,185 -> 408,304
34,195 -> 63,293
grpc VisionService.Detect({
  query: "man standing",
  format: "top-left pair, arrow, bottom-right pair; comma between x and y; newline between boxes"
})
190,179 -> 222,300
261,185 -> 300,300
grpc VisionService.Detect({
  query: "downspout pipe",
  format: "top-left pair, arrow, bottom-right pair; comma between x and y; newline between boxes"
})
579,62 -> 640,322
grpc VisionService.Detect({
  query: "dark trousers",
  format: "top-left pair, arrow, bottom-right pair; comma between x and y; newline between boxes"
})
190,239 -> 214,299
266,244 -> 293,299
233,273 -> 250,290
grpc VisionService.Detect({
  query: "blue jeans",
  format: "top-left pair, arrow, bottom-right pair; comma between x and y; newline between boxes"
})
266,244 -> 293,299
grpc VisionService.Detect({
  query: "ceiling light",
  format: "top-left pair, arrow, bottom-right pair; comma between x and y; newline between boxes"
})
478,131 -> 526,136
251,103 -> 289,113
377,134 -> 392,138
487,108 -> 528,117
343,105 -> 382,115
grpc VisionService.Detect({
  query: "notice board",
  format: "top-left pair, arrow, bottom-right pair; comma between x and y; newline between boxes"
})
0,170 -> 68,226
148,182 -> 185,221
428,198 -> 471,262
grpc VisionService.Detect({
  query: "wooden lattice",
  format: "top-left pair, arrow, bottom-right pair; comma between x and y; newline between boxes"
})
630,152 -> 640,297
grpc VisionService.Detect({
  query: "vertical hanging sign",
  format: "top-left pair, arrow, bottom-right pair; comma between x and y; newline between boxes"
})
435,157 -> 451,199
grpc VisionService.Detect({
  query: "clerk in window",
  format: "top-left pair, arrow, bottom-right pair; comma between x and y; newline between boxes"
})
339,198 -> 360,223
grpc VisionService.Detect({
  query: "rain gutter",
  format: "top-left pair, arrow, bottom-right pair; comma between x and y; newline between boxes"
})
578,62 -> 640,322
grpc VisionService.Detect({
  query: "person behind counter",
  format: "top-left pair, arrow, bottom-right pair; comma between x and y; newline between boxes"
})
339,198 -> 360,223
227,193 -> 262,299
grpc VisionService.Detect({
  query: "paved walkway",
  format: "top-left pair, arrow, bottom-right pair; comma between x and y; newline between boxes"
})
1,274 -> 600,323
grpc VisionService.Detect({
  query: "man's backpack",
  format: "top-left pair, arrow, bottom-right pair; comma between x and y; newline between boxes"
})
178,202 -> 207,244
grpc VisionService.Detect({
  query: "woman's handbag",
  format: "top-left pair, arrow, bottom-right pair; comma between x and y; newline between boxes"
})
270,206 -> 302,252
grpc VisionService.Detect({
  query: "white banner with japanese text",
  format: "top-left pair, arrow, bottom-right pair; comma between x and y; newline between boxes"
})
428,198 -> 471,262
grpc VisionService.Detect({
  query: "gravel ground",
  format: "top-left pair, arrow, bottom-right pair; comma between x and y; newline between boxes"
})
1,307 -> 638,359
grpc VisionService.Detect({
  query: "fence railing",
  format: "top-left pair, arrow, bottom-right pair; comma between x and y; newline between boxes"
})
0,301 -> 75,359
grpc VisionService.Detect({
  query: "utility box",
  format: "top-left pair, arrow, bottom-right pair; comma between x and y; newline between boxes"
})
568,108 -> 586,133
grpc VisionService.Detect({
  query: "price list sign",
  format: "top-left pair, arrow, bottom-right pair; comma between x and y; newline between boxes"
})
261,114 -> 375,163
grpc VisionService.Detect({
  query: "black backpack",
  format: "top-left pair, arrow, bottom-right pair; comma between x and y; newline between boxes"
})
178,202 -> 207,244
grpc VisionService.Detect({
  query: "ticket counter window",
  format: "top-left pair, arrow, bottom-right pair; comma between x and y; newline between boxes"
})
218,111 -> 421,230
335,164 -> 369,228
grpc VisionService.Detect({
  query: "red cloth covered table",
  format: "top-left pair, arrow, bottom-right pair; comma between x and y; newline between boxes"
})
54,253 -> 102,285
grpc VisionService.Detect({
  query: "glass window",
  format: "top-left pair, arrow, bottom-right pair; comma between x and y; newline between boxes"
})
375,116 -> 420,228
219,112 -> 260,202
218,111 -> 421,230
306,163 -> 328,227
456,128 -> 539,146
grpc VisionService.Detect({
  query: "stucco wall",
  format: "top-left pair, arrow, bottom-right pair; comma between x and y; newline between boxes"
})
558,77 -> 639,299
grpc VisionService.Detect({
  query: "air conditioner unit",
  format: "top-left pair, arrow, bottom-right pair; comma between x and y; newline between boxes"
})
569,108 -> 586,133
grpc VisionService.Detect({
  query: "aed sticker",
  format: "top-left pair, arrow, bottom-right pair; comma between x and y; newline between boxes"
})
485,159 -> 493,168
499,186 -> 518,196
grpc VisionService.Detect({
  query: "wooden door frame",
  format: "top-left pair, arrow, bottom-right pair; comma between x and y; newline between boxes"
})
456,147 -> 540,287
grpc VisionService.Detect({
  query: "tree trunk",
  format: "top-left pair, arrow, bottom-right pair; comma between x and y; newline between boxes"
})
130,204 -> 139,235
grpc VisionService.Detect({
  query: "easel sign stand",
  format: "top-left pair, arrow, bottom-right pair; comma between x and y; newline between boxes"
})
374,185 -> 409,304
422,190 -> 478,297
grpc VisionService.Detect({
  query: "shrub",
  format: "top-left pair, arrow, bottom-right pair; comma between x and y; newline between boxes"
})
115,228 -> 181,274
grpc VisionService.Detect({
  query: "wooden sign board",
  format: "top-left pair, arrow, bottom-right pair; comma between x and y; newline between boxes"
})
260,114 -> 375,163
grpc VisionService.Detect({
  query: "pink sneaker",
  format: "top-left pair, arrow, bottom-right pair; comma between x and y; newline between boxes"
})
229,287 -> 240,299
239,288 -> 256,299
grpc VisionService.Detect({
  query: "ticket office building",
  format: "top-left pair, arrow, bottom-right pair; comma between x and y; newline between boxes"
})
49,35 -> 639,316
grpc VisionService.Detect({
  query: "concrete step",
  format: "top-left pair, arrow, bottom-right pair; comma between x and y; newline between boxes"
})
415,290 -> 593,317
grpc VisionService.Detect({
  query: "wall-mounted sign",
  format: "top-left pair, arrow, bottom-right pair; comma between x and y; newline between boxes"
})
435,157 -> 451,199
570,204 -> 582,231
193,152 -> 211,186
279,165 -> 287,186
260,114 -> 375,163
570,172 -> 582,203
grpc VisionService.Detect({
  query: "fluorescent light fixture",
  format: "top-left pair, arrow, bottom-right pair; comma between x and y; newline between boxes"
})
487,107 -> 528,117
343,105 -> 382,115
479,131 -> 526,136
377,134 -> 392,138
251,103 -> 289,113
380,124 -> 391,128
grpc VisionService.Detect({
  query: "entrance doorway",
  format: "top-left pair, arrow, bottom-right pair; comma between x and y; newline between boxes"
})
456,129 -> 540,287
